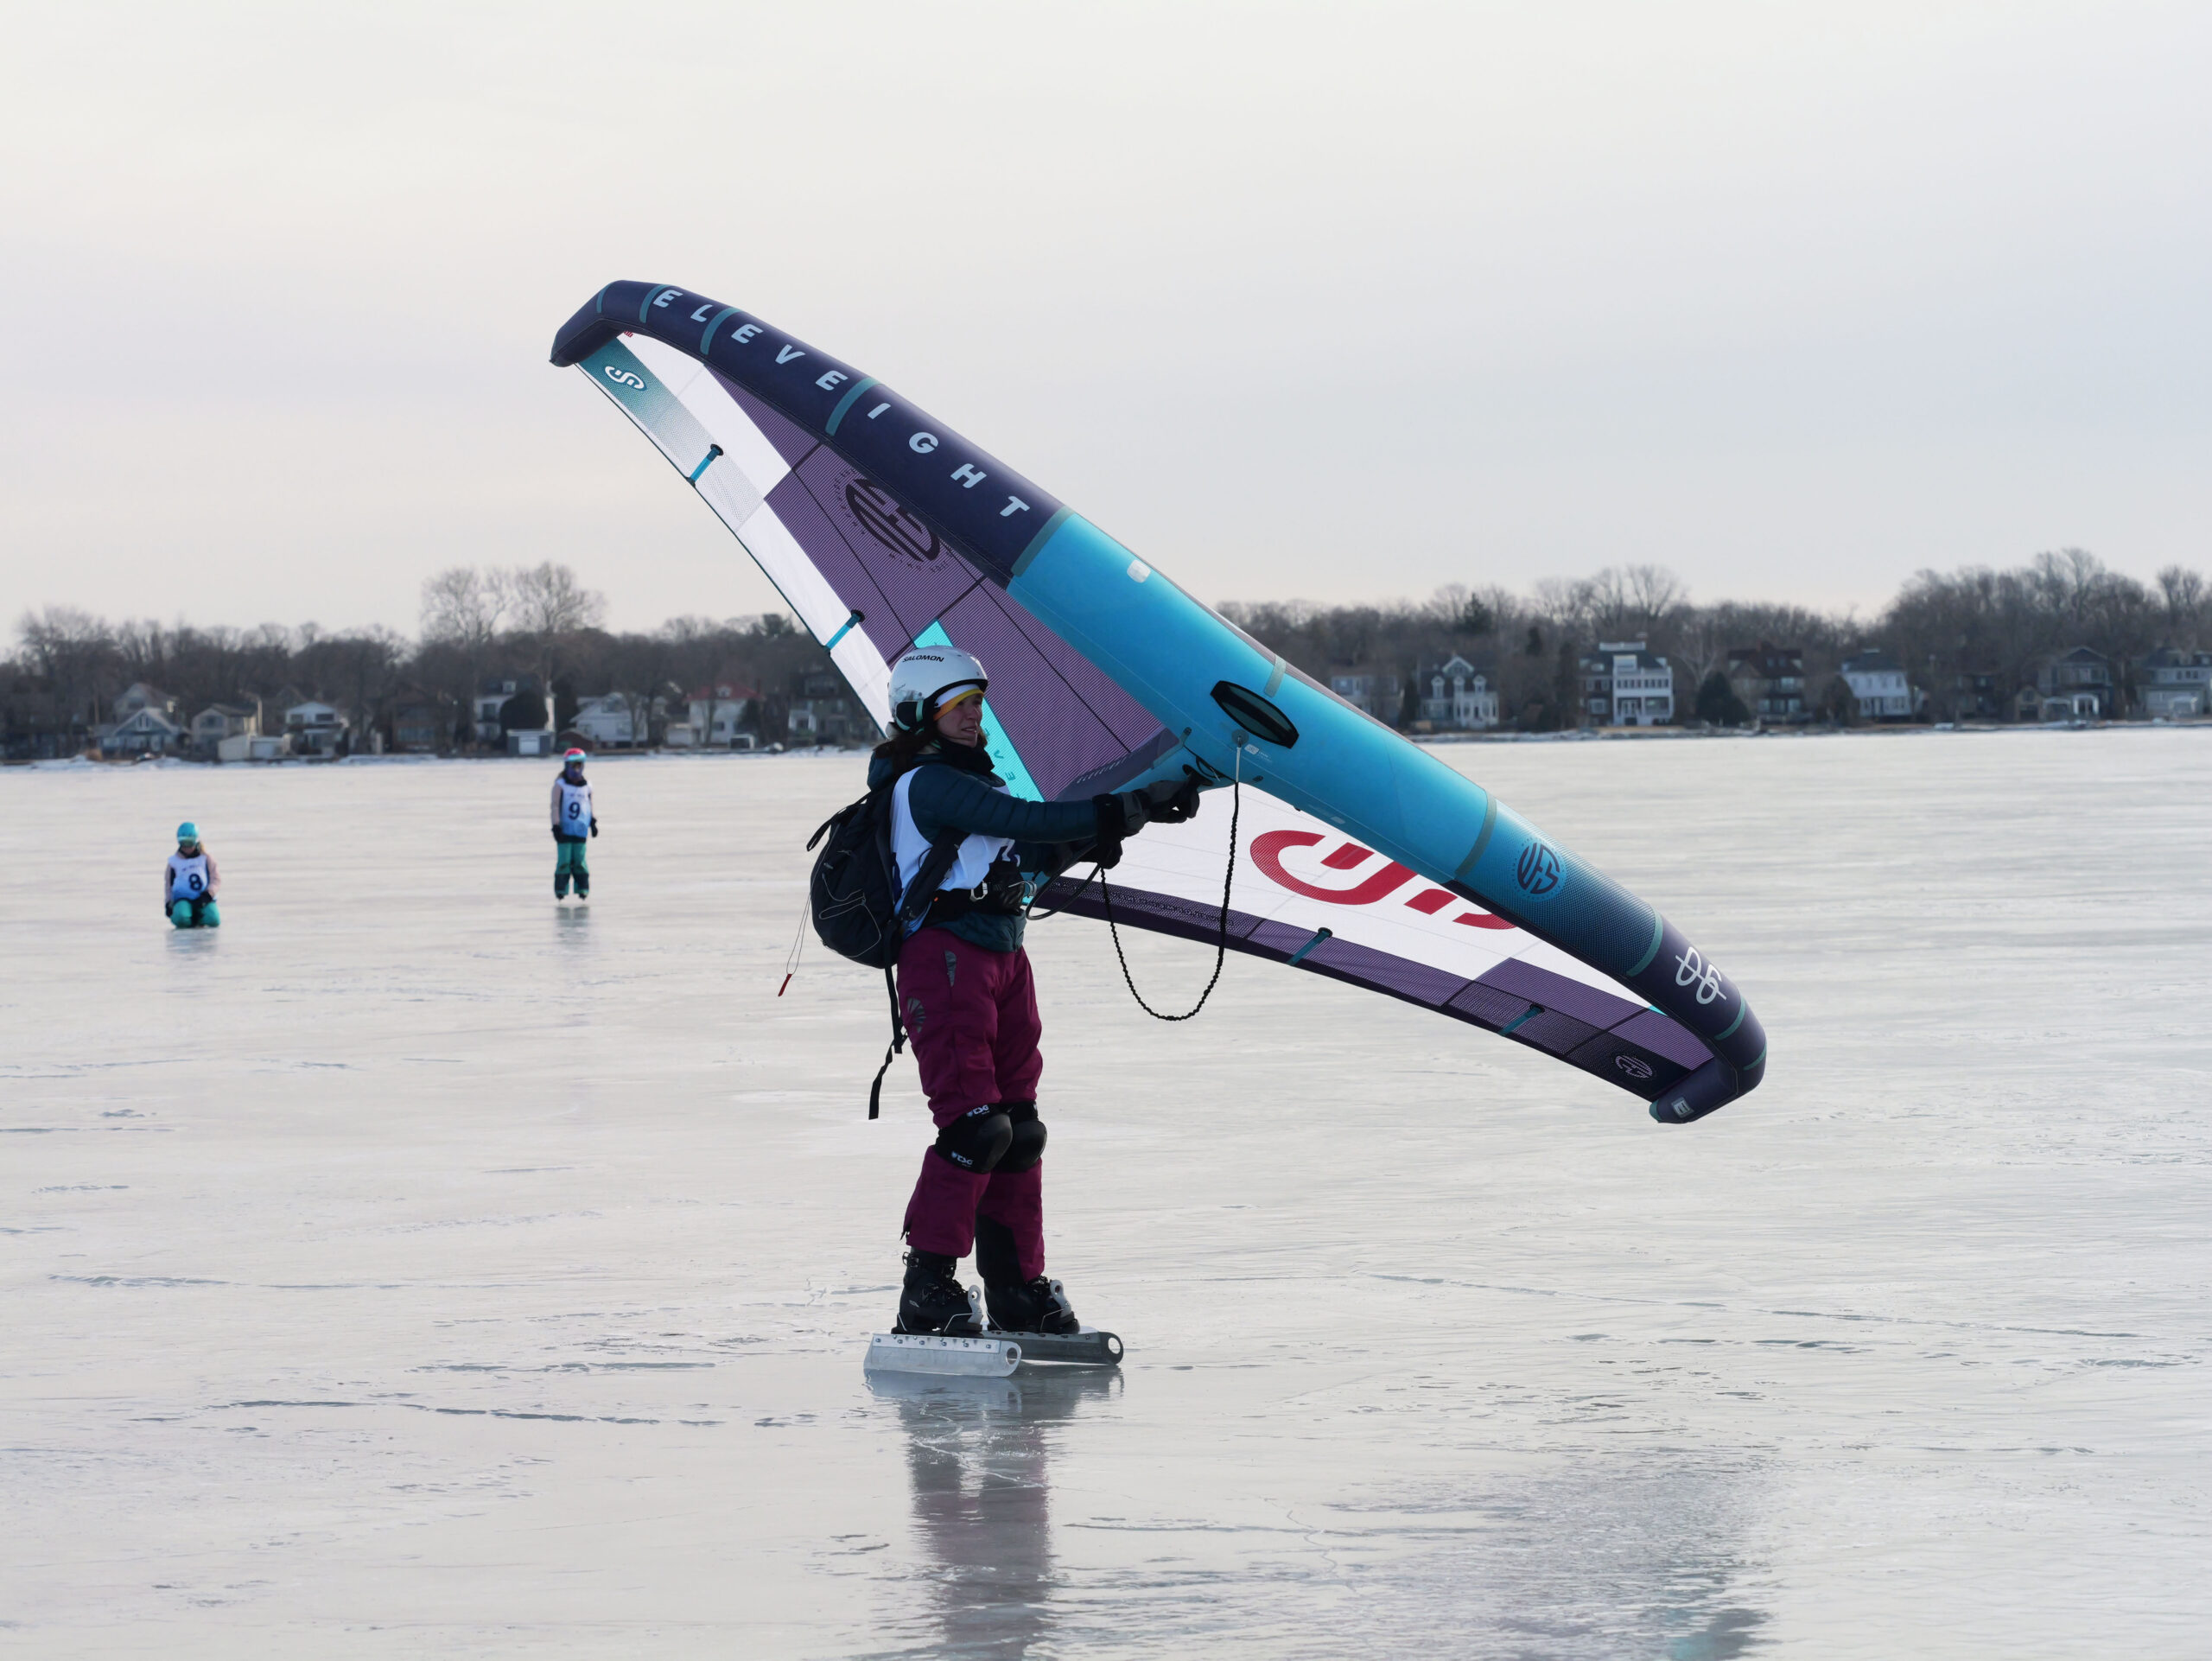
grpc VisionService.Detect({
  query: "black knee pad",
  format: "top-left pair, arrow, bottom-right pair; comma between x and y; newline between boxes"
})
995,1100 -> 1046,1174
932,1105 -> 1012,1173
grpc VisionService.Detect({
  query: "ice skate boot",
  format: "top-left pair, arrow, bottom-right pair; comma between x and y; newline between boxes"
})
975,1215 -> 1080,1335
893,1248 -> 984,1337
984,1274 -> 1080,1336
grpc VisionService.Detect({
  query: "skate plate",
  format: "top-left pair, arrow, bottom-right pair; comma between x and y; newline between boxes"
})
990,1327 -> 1122,1366
864,1332 -> 1022,1378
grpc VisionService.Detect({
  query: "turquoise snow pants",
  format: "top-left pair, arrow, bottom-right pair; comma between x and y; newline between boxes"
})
169,898 -> 220,928
554,837 -> 589,897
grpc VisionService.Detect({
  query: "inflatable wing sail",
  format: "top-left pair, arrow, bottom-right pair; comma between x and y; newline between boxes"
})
551,283 -> 1765,1123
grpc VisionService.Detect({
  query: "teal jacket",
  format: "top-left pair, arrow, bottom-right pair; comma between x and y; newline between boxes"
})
867,742 -> 1105,952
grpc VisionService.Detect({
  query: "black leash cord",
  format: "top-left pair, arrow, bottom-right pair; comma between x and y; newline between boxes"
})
1098,776 -> 1240,1021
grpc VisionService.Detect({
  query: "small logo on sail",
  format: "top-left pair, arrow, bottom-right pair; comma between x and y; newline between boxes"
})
846,479 -> 942,566
603,366 -> 646,390
1514,840 -> 1561,897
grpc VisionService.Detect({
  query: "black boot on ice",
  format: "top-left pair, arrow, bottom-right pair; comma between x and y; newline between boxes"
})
894,1248 -> 983,1337
976,1217 -> 1080,1335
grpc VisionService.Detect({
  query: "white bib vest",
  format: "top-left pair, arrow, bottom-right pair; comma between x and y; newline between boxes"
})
167,851 -> 210,902
891,769 -> 1012,920
555,778 -> 593,836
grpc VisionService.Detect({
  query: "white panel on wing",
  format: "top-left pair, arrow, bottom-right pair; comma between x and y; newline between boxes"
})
1109,789 -> 1645,1004
626,334 -> 793,511
716,505 -> 857,648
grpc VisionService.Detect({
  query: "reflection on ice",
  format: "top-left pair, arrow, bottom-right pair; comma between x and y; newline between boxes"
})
864,1367 -> 1122,1660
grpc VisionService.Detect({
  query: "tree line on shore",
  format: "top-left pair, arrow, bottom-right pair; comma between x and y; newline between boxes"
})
7,546 -> 2207,754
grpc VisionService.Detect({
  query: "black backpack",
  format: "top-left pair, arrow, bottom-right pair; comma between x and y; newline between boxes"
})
805,781 -> 962,1117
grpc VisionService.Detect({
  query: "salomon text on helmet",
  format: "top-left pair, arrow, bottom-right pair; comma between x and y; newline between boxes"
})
888,646 -> 988,733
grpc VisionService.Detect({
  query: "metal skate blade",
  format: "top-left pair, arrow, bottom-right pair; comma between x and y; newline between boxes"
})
864,1332 -> 1021,1377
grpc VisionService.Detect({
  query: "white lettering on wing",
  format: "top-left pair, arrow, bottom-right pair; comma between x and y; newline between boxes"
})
909,432 -> 938,454
776,345 -> 806,365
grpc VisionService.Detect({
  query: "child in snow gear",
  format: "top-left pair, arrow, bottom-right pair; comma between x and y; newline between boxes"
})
163,822 -> 221,928
550,748 -> 596,899
868,646 -> 1201,1337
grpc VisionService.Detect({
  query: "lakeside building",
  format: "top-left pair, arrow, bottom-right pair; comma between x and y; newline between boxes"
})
1727,643 -> 1808,723
787,671 -> 868,745
388,687 -> 453,753
1840,650 -> 1916,722
1406,656 -> 1497,731
1328,669 -> 1400,724
572,692 -> 645,749
2139,647 -> 2211,718
676,683 -> 760,749
1580,642 -> 1675,728
286,699 -> 349,756
190,703 -> 258,758
105,705 -> 183,755
2032,646 -> 2114,721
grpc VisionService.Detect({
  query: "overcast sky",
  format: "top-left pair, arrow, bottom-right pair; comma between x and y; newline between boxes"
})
4,2 -> 2207,636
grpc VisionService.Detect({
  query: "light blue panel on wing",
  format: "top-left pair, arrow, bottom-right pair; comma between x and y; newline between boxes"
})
1007,515 -> 1493,875
910,620 -> 1043,802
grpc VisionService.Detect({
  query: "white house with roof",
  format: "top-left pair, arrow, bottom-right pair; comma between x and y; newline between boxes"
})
1840,649 -> 1915,720
1416,656 -> 1498,730
104,706 -> 183,755
685,683 -> 760,748
571,693 -> 640,748
285,699 -> 348,755
190,703 -> 258,757
1579,642 -> 1675,727
2139,647 -> 2210,718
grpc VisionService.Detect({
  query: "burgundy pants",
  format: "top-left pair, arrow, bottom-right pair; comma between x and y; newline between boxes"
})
897,927 -> 1046,1280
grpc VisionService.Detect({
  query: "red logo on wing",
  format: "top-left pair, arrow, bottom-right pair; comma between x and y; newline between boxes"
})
1248,831 -> 1515,929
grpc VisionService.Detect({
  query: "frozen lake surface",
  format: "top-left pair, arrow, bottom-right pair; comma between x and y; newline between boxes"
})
5,731 -> 2209,1658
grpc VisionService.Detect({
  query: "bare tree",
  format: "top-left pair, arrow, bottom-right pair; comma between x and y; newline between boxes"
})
2157,565 -> 2207,647
420,567 -> 511,651
506,563 -> 607,638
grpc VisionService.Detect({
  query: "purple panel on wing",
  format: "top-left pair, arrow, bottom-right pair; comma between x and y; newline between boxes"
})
1611,1008 -> 1713,1069
940,589 -> 1129,802
1243,917 -> 1318,956
710,370 -> 817,468
1038,882 -> 1267,949
981,588 -> 1163,753
791,449 -> 984,645
1300,936 -> 1465,1009
1446,980 -> 1533,1031
761,476 -> 900,649
1510,1009 -> 1600,1057
1477,958 -> 1641,1029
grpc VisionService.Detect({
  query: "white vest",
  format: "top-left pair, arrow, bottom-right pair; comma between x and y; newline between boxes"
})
892,770 -> 1012,918
167,851 -> 210,901
555,778 -> 593,837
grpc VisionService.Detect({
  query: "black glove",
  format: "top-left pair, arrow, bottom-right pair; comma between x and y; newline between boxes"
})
1141,777 -> 1203,824
550,824 -> 562,842
1089,794 -> 1128,869
589,819 -> 599,838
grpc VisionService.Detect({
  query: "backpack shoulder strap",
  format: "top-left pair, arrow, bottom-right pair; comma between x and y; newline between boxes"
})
868,963 -> 901,1120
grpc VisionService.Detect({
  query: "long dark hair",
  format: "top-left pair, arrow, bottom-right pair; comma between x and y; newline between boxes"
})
872,725 -> 937,767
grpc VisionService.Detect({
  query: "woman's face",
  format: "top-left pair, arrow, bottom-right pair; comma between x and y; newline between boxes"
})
934,691 -> 982,748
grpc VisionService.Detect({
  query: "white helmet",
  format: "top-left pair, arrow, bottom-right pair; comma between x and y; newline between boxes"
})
889,646 -> 988,733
